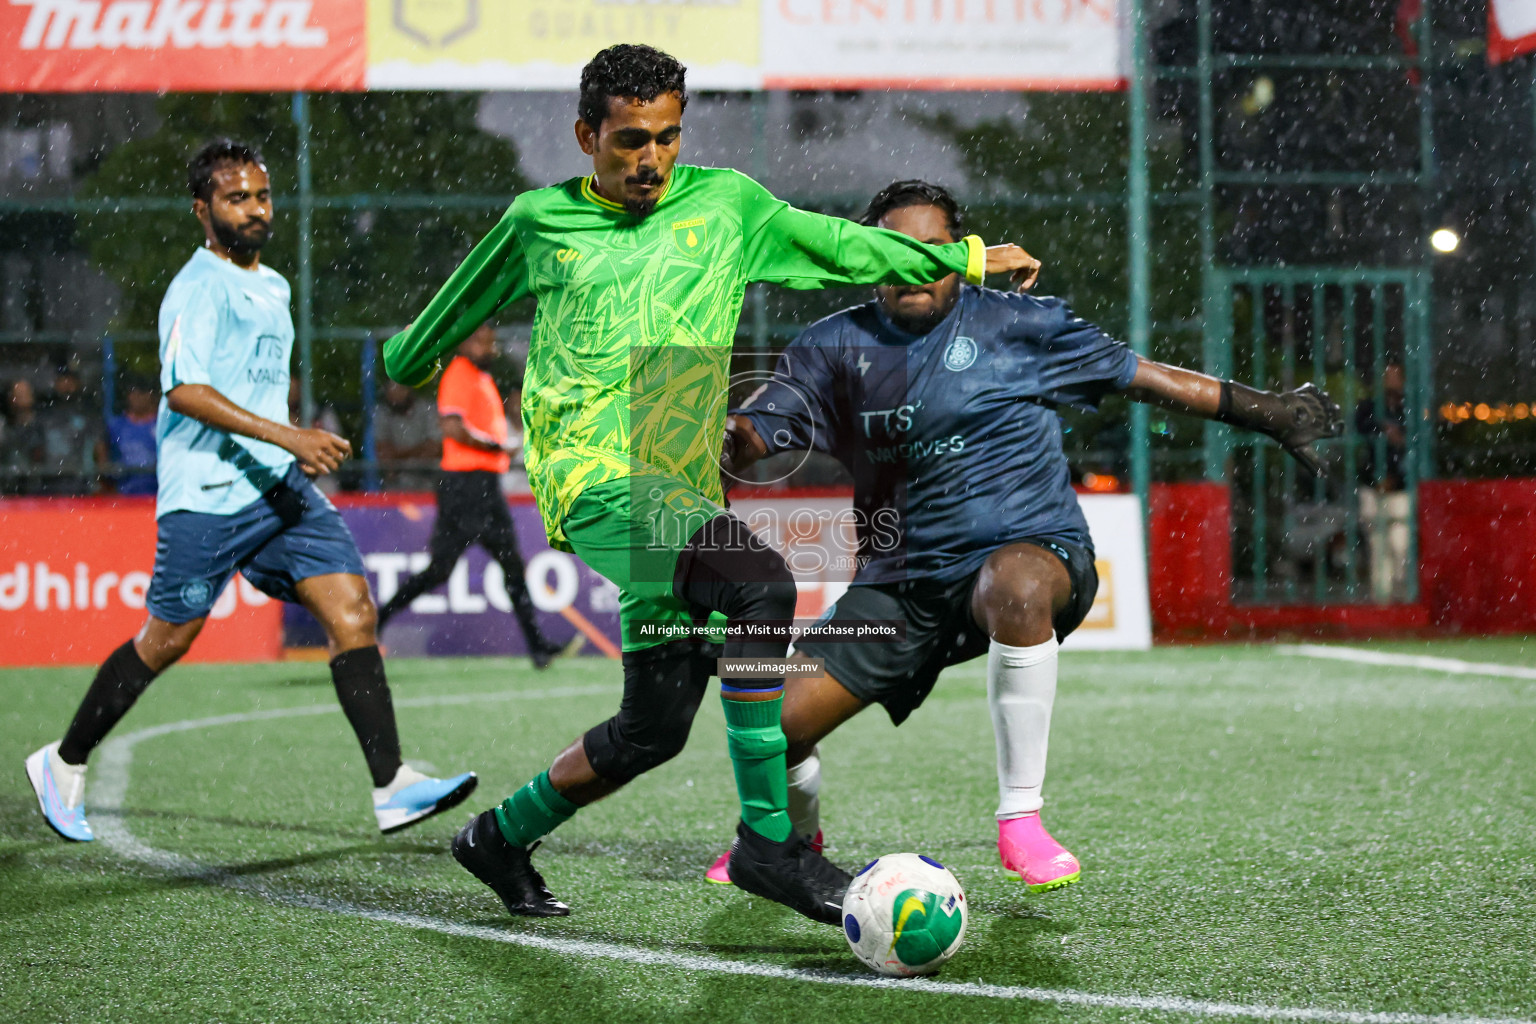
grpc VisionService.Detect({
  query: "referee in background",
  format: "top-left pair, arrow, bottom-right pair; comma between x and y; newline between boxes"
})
377,324 -> 573,669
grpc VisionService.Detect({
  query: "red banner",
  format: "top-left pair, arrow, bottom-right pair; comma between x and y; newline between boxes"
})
0,0 -> 365,92
0,498 -> 282,666
1490,0 -> 1536,63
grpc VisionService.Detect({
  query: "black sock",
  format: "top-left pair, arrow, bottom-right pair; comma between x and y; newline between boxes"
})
59,641 -> 159,765
330,646 -> 403,788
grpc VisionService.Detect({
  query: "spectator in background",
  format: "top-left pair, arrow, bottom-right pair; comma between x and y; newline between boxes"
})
38,366 -> 102,496
107,377 -> 159,495
289,376 -> 345,495
375,324 -> 570,668
1,378 -> 46,494
374,379 -> 440,491
1355,362 -> 1410,602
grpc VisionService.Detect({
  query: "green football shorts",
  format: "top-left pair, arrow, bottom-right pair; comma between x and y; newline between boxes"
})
560,470 -> 730,651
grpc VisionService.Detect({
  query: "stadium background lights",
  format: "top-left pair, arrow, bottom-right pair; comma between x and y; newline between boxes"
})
1439,402 -> 1531,425
1078,472 -> 1122,493
1430,228 -> 1460,253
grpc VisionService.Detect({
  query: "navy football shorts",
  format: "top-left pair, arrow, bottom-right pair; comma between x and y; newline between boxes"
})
146,463 -> 366,624
795,537 -> 1098,725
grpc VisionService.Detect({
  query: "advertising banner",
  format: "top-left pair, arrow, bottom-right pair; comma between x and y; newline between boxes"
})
0,498 -> 283,667
365,0 -> 760,89
332,494 -> 620,659
328,494 -> 856,658
761,0 -> 1124,90
0,489 -> 1148,666
1489,0 -> 1536,63
0,0 -> 1121,92
0,0 -> 366,92
1062,492 -> 1151,650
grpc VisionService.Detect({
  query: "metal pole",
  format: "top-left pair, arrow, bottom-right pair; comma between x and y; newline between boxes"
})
1127,0 -> 1153,512
1415,0 -> 1436,486
292,91 -> 316,428
1196,0 -> 1223,481
101,334 -> 116,420
361,336 -> 379,493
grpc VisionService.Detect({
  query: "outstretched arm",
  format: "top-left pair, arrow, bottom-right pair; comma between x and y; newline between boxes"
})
1122,357 -> 1343,476
382,213 -> 530,387
167,383 -> 351,475
739,174 -> 1040,291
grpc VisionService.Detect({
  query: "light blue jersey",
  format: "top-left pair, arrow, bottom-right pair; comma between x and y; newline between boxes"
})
156,247 -> 296,517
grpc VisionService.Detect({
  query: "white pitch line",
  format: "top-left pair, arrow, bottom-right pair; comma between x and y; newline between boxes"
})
1277,644 -> 1536,681
84,689 -> 1533,1024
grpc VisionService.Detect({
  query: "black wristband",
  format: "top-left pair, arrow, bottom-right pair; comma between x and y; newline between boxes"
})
1214,380 -> 1287,434
1216,380 -> 1235,423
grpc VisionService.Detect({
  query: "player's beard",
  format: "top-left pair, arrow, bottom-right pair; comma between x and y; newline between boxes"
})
623,168 -> 665,219
883,291 -> 956,336
888,307 -> 947,336
211,211 -> 272,256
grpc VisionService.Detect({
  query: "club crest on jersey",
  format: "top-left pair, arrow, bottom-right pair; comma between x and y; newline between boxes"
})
943,336 -> 978,371
672,217 -> 708,257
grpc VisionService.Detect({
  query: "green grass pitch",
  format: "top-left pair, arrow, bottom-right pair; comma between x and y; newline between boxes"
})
3,639 -> 1534,1024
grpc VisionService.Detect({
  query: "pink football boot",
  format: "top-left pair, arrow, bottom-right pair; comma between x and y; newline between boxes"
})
705,830 -> 823,885
998,813 -> 1080,893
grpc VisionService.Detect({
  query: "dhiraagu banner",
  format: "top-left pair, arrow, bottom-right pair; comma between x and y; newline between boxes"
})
366,0 -> 762,89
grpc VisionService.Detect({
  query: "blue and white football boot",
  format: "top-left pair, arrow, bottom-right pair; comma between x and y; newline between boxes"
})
373,764 -> 478,833
25,741 -> 94,842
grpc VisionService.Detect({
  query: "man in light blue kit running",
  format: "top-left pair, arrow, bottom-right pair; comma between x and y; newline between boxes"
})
25,140 -> 477,842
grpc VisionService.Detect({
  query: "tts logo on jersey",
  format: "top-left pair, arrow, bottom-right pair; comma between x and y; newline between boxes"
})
555,248 -> 582,264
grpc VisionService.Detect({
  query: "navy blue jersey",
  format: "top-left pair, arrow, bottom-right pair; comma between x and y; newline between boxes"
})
735,285 -> 1137,584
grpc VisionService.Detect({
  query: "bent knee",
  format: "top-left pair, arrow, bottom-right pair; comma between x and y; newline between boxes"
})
975,572 -> 1061,643
729,545 -> 796,620
322,590 -> 378,646
135,619 -> 202,671
586,717 -> 695,783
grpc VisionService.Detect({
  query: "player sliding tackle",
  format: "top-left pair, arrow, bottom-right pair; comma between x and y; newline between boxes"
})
382,46 -> 1040,924
711,180 -> 1343,892
24,141 -> 478,843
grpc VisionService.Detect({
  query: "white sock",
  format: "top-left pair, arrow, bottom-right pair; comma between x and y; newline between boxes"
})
987,637 -> 1059,820
786,745 -> 822,840
373,763 -> 427,802
48,743 -> 87,810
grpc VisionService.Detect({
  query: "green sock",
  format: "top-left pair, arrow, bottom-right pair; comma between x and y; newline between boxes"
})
721,694 -> 792,842
494,770 -> 579,848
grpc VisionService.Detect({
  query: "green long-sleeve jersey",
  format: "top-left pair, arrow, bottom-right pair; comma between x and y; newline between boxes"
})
384,164 -> 985,550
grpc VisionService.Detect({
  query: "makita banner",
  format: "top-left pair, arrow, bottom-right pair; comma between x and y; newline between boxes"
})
0,0 -> 366,91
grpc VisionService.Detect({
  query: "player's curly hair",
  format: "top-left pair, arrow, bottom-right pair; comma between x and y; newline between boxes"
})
579,44 -> 689,130
860,180 -> 965,238
188,139 -> 265,201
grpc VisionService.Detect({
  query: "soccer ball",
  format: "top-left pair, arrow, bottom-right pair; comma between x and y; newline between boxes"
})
840,853 -> 968,977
